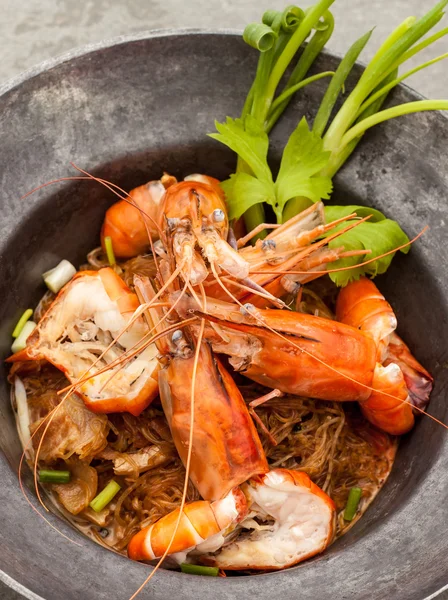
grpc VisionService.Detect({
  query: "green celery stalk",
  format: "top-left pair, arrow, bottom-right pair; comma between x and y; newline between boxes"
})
321,67 -> 400,178
342,100 -> 448,148
357,52 -> 448,116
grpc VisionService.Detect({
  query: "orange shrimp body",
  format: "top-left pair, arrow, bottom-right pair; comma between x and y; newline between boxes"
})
178,295 -> 377,403
336,277 -> 433,435
101,180 -> 165,258
158,342 -> 268,501
336,276 -> 397,360
128,469 -> 335,569
128,487 -> 248,561
362,363 -> 414,434
135,277 -> 268,503
8,268 -> 159,416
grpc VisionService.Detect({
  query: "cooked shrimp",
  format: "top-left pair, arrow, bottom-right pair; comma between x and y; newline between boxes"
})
176,294 -> 377,403
336,277 -> 433,434
101,179 -> 166,258
128,487 -> 247,562
8,268 -> 159,416
204,469 -> 335,570
134,276 -> 268,502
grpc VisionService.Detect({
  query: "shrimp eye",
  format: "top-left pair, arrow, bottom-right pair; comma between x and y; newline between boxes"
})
166,217 -> 179,231
240,303 -> 255,316
212,209 -> 225,223
261,239 -> 276,251
171,330 -> 184,343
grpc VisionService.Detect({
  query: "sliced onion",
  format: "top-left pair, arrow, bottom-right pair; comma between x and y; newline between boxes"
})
43,259 -> 77,293
11,320 -> 36,353
184,174 -> 209,184
13,377 -> 31,450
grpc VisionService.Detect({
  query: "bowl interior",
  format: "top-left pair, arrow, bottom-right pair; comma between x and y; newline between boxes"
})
0,32 -> 447,600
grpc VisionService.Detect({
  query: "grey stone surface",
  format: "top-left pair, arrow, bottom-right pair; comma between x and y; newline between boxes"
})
1,0 -> 447,97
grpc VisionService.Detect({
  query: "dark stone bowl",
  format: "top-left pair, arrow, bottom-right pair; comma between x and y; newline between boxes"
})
0,31 -> 447,600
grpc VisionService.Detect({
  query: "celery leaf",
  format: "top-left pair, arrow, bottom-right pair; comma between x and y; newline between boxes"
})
208,116 -> 273,183
210,116 -> 332,223
324,205 -> 410,286
221,173 -> 275,221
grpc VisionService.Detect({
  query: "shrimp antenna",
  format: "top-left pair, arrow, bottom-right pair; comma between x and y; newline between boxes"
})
19,167 -> 166,276
69,163 -> 164,276
250,227 -> 428,276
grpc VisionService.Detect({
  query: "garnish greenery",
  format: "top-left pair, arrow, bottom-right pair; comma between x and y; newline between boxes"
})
210,117 -> 332,222
209,0 -> 448,284
323,206 -> 410,286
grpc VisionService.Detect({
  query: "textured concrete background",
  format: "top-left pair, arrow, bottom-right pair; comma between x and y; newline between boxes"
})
0,0 -> 447,599
1,0 -> 448,96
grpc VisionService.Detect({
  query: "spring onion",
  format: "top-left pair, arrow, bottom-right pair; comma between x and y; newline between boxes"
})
11,320 -> 36,353
42,259 -> 77,293
89,480 -> 121,513
211,0 -> 448,281
237,0 -> 336,237
39,469 -> 71,484
12,309 -> 33,338
104,235 -> 116,266
343,486 -> 363,521
180,564 -> 219,576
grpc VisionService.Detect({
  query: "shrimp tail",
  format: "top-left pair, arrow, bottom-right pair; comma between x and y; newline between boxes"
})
202,469 -> 335,570
128,487 -> 248,561
336,277 -> 433,434
385,333 -> 433,412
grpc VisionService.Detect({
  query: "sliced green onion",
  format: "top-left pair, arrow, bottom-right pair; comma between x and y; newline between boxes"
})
180,564 -> 219,577
344,486 -> 363,521
39,469 -> 71,484
262,10 -> 281,27
313,29 -> 373,137
341,100 -> 448,148
43,259 -> 77,293
104,235 -> 116,266
12,309 -> 33,338
271,71 -> 335,112
11,321 -> 36,353
281,5 -> 305,33
89,480 -> 121,513
243,23 -> 277,52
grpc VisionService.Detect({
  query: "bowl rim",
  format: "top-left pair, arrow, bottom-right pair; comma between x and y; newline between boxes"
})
1,27 -> 447,600
2,25 -> 443,113
0,28 -> 243,98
